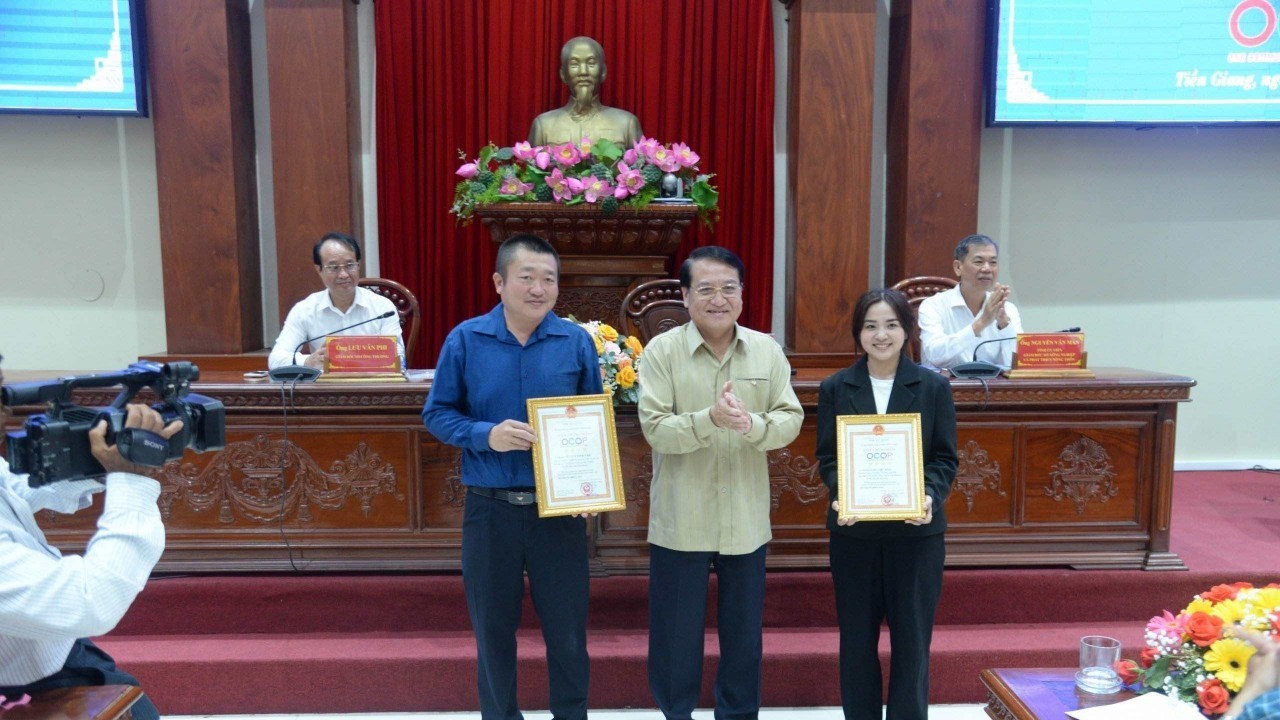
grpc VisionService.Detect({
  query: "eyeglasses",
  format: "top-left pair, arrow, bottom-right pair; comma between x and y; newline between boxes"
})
321,262 -> 359,275
693,283 -> 742,299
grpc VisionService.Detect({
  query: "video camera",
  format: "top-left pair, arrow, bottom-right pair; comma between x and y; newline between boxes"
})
2,361 -> 225,487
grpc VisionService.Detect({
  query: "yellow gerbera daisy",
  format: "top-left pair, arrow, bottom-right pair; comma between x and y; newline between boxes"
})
1184,598 -> 1213,615
1251,587 -> 1280,612
1204,637 -> 1256,692
1210,599 -> 1246,625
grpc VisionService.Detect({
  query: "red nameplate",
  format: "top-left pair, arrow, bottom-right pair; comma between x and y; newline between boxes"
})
323,335 -> 401,374
1008,333 -> 1092,378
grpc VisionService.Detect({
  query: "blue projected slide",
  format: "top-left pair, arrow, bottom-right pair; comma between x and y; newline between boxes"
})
0,0 -> 146,115
989,0 -> 1280,124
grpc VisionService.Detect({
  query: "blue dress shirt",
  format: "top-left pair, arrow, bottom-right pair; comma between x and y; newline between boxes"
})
422,304 -> 604,488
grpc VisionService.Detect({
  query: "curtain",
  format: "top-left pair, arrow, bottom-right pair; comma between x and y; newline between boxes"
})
376,0 -> 775,367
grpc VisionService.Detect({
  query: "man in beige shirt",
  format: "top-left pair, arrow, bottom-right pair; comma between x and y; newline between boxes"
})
638,246 -> 803,720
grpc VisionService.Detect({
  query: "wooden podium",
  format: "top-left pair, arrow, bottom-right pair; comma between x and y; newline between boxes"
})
475,202 -> 697,322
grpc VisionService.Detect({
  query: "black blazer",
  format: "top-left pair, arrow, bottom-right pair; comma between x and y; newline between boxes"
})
816,353 -> 958,538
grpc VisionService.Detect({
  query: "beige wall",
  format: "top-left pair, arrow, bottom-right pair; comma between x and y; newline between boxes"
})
0,114 -> 165,372
978,126 -> 1280,467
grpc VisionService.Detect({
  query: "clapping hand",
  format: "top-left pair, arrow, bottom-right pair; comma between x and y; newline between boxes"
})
710,381 -> 752,434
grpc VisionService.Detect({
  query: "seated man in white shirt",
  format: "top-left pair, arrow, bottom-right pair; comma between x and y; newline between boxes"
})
267,232 -> 405,373
917,234 -> 1023,370
0,356 -> 183,720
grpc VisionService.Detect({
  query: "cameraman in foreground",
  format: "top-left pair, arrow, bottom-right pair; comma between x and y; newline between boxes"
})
0,357 -> 181,720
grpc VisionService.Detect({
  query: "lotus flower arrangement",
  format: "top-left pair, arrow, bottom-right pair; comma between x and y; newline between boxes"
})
450,136 -> 719,227
1116,581 -> 1280,717
567,316 -> 644,405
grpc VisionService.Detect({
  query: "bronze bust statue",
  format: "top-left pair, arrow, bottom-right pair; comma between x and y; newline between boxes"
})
529,37 -> 643,148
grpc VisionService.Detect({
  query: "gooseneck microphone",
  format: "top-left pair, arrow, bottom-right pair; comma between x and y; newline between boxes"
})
949,327 -> 1082,380
267,310 -> 396,383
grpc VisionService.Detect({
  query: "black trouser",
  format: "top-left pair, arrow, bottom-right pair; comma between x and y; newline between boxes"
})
462,488 -> 590,720
0,638 -> 158,720
647,542 -> 768,720
829,532 -> 945,720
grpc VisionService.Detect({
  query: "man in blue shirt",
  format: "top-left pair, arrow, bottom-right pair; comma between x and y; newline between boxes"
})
423,233 -> 602,720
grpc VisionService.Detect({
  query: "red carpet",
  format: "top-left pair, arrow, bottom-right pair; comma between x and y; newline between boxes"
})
95,470 -> 1279,714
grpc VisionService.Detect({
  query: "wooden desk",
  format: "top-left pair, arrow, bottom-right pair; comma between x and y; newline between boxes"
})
981,668 -> 1135,719
4,685 -> 142,720
6,367 -> 1193,573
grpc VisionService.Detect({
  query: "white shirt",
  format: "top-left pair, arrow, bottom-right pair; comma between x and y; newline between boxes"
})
0,459 -> 164,685
870,375 -> 894,414
917,285 -> 1023,370
267,287 -> 405,370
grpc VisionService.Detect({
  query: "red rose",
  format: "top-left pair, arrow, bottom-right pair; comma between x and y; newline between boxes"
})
1231,581 -> 1254,591
1186,611 -> 1224,647
1202,584 -> 1239,603
1197,678 -> 1230,716
1139,646 -> 1159,669
1113,659 -> 1139,685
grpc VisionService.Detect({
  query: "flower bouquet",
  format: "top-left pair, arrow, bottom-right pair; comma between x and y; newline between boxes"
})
1117,582 -> 1280,717
568,316 -> 643,405
450,136 -> 719,227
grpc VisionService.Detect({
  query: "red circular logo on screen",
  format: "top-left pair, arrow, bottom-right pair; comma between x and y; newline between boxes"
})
1230,0 -> 1278,47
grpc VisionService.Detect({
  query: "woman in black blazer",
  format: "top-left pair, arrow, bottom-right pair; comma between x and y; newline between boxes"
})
816,288 -> 958,720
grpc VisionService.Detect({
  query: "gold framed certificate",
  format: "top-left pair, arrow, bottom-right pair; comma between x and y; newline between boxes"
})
835,413 -> 926,522
526,394 -> 627,518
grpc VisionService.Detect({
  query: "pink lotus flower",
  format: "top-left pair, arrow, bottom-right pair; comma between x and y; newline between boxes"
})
535,150 -> 551,170
672,142 -> 700,168
499,175 -> 533,196
578,137 -> 593,157
552,143 -> 581,166
623,148 -> 638,166
546,168 -> 582,201
581,175 -> 614,203
512,141 -> 538,161
633,136 -> 660,160
614,162 -> 645,198
649,145 -> 681,173
456,161 -> 478,179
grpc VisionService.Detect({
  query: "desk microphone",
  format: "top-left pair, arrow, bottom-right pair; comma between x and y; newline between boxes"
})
267,310 -> 396,383
950,327 -> 1081,380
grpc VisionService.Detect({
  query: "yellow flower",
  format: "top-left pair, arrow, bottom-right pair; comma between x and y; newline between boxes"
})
1210,599 -> 1246,625
599,324 -> 619,342
617,365 -> 637,389
1184,598 -> 1213,615
625,335 -> 644,357
1251,587 -> 1280,612
592,333 -> 603,355
1204,637 -> 1256,692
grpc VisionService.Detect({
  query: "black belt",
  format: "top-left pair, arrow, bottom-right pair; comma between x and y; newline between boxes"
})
468,486 -> 537,506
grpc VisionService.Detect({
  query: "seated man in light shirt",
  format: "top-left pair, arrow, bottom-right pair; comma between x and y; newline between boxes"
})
267,232 -> 405,372
917,233 -> 1023,370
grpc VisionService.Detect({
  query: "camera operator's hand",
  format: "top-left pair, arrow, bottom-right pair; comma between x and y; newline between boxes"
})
89,404 -> 184,476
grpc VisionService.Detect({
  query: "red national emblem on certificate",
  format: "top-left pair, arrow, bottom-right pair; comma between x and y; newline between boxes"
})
565,406 -> 578,418
882,494 -> 895,505
873,424 -> 885,435
581,482 -> 593,495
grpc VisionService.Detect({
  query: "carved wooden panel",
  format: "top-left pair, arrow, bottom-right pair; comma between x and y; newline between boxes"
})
1022,425 -> 1145,526
18,368 -> 1189,572
156,433 -> 406,527
947,428 -> 1016,526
